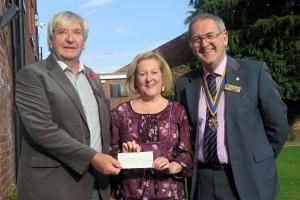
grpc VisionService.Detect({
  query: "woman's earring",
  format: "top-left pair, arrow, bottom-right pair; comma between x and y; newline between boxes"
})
161,86 -> 165,92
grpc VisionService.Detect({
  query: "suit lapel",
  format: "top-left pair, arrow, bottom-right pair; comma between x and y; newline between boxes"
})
84,67 -> 107,102
46,55 -> 88,125
186,72 -> 202,127
225,56 -> 241,139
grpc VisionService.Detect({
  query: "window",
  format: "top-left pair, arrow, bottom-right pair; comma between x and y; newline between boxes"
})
110,83 -> 127,98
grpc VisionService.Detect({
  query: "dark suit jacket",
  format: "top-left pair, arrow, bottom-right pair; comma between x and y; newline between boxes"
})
174,56 -> 289,200
16,54 -> 111,200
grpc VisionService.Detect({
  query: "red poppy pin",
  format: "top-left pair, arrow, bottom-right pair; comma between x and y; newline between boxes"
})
89,72 -> 96,80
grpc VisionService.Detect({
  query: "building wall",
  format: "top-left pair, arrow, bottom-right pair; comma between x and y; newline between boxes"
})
0,0 -> 37,198
24,0 -> 38,64
0,25 -> 16,200
102,79 -> 137,109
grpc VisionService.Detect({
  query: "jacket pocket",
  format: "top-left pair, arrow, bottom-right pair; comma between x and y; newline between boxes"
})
252,146 -> 276,182
30,156 -> 61,168
253,146 -> 274,163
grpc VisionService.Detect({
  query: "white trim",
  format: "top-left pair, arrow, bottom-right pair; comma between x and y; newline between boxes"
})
98,73 -> 127,80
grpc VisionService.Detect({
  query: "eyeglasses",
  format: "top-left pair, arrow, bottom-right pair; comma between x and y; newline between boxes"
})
190,32 -> 224,47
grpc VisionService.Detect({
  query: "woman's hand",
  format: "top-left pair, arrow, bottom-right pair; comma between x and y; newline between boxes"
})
122,140 -> 141,153
153,157 -> 182,174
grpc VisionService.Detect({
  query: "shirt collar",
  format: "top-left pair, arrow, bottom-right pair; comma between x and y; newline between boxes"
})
53,54 -> 85,73
203,55 -> 227,78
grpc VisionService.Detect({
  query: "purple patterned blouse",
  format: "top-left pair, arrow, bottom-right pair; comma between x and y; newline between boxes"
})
110,101 -> 193,200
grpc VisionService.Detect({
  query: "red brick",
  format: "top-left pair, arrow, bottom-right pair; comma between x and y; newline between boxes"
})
0,0 -> 37,198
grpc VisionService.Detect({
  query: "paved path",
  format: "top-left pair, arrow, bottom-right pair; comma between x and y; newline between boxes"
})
284,143 -> 300,147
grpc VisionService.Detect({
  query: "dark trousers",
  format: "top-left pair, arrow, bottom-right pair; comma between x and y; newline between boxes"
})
193,164 -> 240,200
90,169 -> 101,200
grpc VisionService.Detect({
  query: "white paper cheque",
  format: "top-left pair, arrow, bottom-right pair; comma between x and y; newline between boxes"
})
118,151 -> 153,169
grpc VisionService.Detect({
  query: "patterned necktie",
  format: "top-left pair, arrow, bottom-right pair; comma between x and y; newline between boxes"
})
203,73 -> 219,164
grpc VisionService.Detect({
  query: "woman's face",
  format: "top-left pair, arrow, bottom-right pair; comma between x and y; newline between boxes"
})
135,58 -> 163,100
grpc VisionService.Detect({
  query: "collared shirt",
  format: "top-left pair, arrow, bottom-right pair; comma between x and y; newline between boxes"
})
198,55 -> 228,164
55,58 -> 102,152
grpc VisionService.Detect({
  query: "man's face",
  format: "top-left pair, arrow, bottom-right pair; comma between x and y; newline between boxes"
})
189,19 -> 228,71
48,21 -> 86,63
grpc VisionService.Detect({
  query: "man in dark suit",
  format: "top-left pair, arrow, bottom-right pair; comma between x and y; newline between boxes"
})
175,13 -> 289,200
15,11 -> 121,200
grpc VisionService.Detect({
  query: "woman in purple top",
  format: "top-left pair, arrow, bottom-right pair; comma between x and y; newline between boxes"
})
110,51 -> 193,200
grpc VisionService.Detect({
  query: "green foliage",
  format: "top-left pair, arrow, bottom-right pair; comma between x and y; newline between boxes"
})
228,15 -> 300,100
163,65 -> 191,99
4,187 -> 17,200
186,0 -> 300,101
287,126 -> 295,141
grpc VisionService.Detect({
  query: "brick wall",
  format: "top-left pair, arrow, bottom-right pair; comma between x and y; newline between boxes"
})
0,25 -> 16,199
0,0 -> 37,198
102,78 -> 137,109
24,0 -> 38,64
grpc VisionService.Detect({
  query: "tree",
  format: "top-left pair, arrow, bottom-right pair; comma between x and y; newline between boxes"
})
163,65 -> 191,99
186,0 -> 300,101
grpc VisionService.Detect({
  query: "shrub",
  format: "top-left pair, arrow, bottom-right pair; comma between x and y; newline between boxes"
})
4,187 -> 17,200
287,126 -> 295,142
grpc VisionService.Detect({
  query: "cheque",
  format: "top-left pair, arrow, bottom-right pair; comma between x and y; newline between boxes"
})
118,151 -> 153,169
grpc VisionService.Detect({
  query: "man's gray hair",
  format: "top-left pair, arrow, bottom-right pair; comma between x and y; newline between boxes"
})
188,13 -> 226,39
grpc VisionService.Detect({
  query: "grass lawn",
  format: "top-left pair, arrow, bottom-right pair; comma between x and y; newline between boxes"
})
276,145 -> 300,200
